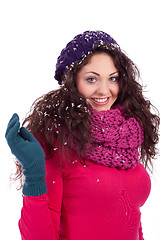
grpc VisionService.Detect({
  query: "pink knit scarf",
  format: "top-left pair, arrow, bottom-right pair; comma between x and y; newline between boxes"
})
85,105 -> 144,170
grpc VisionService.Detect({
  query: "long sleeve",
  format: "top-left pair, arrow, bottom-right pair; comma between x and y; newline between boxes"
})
19,194 -> 58,240
19,151 -> 64,240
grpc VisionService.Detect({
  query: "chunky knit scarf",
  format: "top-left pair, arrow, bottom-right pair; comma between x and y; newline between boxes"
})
85,105 -> 144,170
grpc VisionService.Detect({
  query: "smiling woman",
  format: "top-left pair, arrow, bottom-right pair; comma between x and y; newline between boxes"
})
5,30 -> 160,240
76,53 -> 119,111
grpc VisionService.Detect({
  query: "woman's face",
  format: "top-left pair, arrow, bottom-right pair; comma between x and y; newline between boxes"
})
76,53 -> 119,111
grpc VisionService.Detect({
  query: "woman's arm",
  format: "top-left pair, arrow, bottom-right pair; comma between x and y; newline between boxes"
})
19,194 -> 58,240
18,146 -> 64,240
19,154 -> 64,240
5,115 -> 64,239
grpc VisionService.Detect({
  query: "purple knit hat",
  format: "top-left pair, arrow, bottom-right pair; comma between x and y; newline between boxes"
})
55,30 -> 119,84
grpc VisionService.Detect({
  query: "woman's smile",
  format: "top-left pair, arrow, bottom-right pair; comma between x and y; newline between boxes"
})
90,97 -> 110,106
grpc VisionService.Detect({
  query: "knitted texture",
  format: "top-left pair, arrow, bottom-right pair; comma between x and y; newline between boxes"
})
85,105 -> 144,170
5,113 -> 47,196
55,30 -> 119,84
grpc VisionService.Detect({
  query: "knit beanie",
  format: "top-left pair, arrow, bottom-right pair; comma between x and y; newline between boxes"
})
55,30 -> 119,84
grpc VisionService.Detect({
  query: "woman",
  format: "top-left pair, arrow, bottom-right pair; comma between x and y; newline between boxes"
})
5,31 -> 160,240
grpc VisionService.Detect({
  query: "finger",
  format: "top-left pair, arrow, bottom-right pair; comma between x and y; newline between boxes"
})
6,121 -> 20,143
8,113 -> 19,126
5,115 -> 19,139
19,127 -> 36,142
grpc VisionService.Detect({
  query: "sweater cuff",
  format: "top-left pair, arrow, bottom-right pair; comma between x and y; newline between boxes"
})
22,177 -> 47,196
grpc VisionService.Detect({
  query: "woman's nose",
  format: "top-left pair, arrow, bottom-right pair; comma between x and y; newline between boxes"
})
97,81 -> 110,96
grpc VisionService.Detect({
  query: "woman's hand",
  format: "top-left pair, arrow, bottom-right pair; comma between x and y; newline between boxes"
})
5,113 -> 45,168
5,113 -> 47,196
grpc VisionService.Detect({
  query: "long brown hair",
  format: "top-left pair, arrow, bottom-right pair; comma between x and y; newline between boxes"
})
14,44 -> 160,187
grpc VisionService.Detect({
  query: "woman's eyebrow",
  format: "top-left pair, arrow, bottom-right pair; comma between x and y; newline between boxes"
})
109,71 -> 119,76
84,71 -> 100,76
84,71 -> 119,76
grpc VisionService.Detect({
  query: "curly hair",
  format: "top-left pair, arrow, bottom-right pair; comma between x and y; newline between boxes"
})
14,44 -> 160,187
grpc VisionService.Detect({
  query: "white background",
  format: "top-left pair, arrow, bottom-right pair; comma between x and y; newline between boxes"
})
0,0 -> 160,239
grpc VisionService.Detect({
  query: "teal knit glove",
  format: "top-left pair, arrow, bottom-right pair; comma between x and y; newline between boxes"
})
5,113 -> 47,196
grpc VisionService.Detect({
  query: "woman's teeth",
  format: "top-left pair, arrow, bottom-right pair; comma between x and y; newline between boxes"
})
93,98 -> 109,103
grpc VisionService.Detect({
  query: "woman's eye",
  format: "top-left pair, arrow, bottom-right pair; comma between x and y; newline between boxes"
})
87,77 -> 97,83
109,76 -> 118,82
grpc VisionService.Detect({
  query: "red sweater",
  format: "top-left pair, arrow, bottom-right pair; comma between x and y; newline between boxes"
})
19,149 -> 151,240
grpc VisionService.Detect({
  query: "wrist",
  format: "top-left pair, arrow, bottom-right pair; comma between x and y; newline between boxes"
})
22,176 -> 47,196
22,159 -> 47,196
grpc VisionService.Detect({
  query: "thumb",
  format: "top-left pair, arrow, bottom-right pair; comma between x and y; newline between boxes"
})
19,127 -> 36,142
